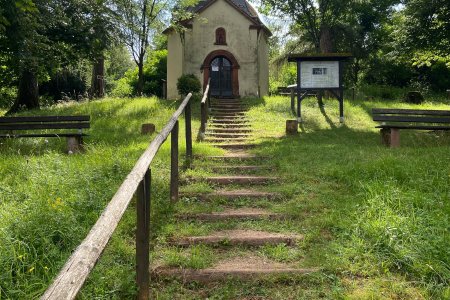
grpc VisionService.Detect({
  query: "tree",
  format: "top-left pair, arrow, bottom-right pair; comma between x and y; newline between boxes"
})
261,0 -> 354,53
89,1 -> 118,98
400,0 -> 449,56
0,0 -> 117,112
382,1 -> 450,91
114,0 -> 168,96
336,0 -> 399,85
1,0 -> 44,111
263,0 -> 400,86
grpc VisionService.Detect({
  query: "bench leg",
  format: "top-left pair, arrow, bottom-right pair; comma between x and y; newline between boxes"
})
380,128 -> 400,148
67,136 -> 83,153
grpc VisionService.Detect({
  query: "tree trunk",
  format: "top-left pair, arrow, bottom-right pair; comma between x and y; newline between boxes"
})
319,26 -> 333,53
317,26 -> 334,106
137,61 -> 144,96
91,58 -> 105,98
9,69 -> 39,113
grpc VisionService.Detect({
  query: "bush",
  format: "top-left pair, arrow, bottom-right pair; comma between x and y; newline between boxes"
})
111,77 -> 133,98
269,63 -> 297,94
109,50 -> 167,97
40,67 -> 89,101
177,74 -> 201,96
0,86 -> 17,109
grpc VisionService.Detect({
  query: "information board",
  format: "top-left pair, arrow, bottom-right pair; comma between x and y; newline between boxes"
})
300,61 -> 339,89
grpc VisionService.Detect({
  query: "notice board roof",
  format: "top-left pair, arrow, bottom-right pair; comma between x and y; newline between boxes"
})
288,53 -> 352,62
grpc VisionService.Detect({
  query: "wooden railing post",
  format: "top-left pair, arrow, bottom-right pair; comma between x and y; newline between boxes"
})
136,169 -> 151,300
207,83 -> 211,114
290,87 -> 295,115
170,121 -> 179,202
185,101 -> 192,166
200,102 -> 206,139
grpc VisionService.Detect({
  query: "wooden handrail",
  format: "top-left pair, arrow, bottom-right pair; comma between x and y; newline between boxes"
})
42,93 -> 193,300
201,78 -> 211,104
200,79 -> 211,138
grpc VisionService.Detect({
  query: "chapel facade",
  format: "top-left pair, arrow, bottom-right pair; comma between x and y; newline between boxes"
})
164,0 -> 271,99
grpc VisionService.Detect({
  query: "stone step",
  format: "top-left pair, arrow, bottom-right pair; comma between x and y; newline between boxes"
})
211,119 -> 250,127
210,105 -> 245,109
211,115 -> 248,120
182,189 -> 280,200
206,131 -> 253,139
208,126 -> 252,131
205,153 -> 262,160
211,113 -> 247,118
210,108 -> 245,112
206,137 -> 251,144
210,104 -> 243,108
211,100 -> 242,104
208,128 -> 252,134
211,107 -> 248,112
211,143 -> 256,150
210,165 -> 268,172
206,132 -> 252,138
203,176 -> 278,185
169,230 -> 302,247
153,257 -> 318,283
176,208 -> 282,221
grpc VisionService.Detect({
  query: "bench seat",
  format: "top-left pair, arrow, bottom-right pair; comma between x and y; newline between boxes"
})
372,108 -> 450,147
0,133 -> 88,138
0,115 -> 90,152
376,125 -> 450,130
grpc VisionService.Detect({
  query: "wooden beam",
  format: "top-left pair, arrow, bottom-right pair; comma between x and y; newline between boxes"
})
0,116 -> 90,123
170,121 -> 179,202
136,169 -> 151,300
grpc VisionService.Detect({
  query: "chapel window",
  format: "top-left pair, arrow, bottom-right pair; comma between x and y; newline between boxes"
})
215,28 -> 227,45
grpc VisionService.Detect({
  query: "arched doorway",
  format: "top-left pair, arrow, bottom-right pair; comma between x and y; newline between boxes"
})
210,56 -> 232,97
202,50 -> 240,98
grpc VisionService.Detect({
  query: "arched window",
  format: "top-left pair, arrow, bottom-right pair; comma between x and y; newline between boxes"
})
215,28 -> 227,45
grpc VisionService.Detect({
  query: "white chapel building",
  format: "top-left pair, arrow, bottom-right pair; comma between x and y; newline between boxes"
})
164,0 -> 271,99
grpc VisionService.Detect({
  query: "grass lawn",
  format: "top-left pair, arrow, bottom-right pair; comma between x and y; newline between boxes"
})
1,94 -> 449,299
0,97 -> 220,299
151,95 -> 450,299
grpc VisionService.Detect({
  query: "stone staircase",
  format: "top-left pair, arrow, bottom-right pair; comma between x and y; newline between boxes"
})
153,98 -> 317,283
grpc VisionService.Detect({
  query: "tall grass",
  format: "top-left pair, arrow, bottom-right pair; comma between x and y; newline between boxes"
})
0,97 -> 219,299
1,91 -> 449,298
245,94 -> 450,298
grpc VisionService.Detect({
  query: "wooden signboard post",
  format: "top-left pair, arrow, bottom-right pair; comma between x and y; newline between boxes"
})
288,53 -> 352,123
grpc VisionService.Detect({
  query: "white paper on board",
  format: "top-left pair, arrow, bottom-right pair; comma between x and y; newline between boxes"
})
300,61 -> 339,88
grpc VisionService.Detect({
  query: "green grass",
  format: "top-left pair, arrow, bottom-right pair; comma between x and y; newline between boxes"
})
156,244 -> 216,269
0,97 -> 221,299
155,94 -> 450,299
245,95 -> 450,298
1,92 -> 450,299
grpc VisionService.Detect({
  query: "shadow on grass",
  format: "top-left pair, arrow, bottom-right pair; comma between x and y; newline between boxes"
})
319,105 -> 337,129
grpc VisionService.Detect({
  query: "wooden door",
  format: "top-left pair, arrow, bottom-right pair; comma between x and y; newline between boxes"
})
210,57 -> 233,97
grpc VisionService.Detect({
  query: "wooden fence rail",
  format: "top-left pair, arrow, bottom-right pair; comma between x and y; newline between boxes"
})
200,78 -> 211,139
41,93 -> 193,300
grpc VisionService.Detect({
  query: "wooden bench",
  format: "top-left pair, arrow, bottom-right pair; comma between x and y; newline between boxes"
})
372,108 -> 450,147
0,115 -> 90,152
276,86 -> 317,97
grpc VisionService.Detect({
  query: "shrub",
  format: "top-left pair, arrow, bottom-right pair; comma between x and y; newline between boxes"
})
111,77 -> 133,98
177,74 -> 201,96
0,86 -> 17,108
106,49 -> 167,97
